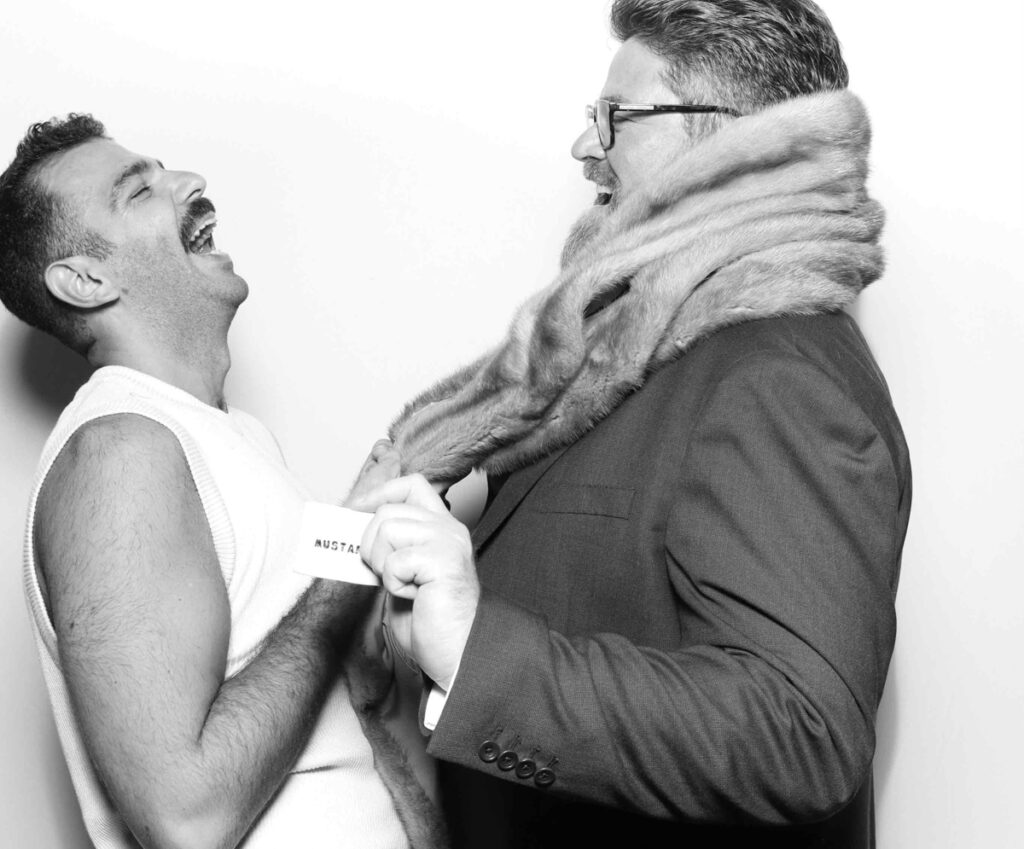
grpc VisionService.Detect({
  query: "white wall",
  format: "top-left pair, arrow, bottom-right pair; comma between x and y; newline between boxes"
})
1,2 -> 1020,846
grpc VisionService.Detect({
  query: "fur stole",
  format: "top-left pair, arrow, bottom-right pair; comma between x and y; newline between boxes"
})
391,91 -> 884,483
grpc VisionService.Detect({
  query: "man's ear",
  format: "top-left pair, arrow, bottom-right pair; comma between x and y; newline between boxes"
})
44,257 -> 120,309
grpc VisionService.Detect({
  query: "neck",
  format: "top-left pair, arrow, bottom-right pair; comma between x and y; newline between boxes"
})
87,325 -> 234,410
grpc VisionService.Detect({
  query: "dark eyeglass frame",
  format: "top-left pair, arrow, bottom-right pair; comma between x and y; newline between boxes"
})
586,99 -> 741,150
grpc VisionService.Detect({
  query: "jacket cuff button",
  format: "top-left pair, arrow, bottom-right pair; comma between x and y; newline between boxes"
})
534,767 -> 556,788
514,758 -> 537,779
478,741 -> 500,763
497,750 -> 519,771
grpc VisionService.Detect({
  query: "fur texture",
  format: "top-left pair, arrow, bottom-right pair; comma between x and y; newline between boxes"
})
391,91 -> 884,483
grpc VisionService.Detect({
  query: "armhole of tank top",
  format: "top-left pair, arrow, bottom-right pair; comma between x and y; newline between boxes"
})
24,406 -> 237,663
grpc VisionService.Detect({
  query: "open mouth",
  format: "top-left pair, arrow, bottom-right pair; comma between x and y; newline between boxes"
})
187,212 -> 218,255
583,162 -> 616,207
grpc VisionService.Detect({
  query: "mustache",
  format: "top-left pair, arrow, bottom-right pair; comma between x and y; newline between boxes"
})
179,197 -> 217,250
583,161 -> 618,189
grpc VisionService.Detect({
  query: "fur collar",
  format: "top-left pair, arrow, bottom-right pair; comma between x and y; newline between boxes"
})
391,91 -> 884,483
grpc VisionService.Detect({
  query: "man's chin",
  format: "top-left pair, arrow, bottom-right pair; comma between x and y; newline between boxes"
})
233,275 -> 250,302
559,201 -> 615,269
197,257 -> 248,306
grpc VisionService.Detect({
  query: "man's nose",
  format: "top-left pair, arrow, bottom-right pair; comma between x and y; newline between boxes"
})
571,123 -> 606,162
170,170 -> 207,205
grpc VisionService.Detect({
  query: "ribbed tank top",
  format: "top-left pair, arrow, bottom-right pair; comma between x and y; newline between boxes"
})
23,366 -> 408,848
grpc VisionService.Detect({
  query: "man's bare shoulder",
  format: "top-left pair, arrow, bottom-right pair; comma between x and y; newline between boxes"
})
37,413 -> 190,537
35,412 -> 221,625
43,409 -> 189,494
50,411 -> 182,471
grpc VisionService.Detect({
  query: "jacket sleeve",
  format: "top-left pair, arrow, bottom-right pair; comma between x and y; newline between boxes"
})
425,351 -> 905,825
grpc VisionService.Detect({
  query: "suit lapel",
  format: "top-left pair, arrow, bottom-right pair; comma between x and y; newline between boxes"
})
471,446 -> 569,552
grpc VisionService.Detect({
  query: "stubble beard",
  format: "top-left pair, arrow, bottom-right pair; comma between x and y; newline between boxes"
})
113,237 -> 245,343
559,161 -> 621,269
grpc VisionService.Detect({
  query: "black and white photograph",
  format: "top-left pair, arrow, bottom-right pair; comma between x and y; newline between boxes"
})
1,2 -> 1021,847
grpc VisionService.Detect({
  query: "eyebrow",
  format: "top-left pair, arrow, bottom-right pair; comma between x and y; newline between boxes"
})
109,159 -> 164,209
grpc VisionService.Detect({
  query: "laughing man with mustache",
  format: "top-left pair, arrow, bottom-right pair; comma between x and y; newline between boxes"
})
0,116 -> 444,849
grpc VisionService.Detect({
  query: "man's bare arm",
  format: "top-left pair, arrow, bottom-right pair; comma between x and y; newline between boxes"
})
35,414 -> 388,849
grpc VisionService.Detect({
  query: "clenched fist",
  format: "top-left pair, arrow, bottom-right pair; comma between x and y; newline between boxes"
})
352,475 -> 479,690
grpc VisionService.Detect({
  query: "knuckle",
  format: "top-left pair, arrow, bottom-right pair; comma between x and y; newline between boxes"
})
376,504 -> 397,522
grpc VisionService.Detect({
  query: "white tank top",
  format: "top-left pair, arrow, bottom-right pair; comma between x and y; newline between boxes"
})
23,366 -> 409,849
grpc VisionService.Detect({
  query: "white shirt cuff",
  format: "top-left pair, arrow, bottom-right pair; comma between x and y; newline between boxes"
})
422,662 -> 460,732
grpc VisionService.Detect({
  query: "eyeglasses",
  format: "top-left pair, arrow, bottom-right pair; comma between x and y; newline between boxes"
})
585,99 -> 741,150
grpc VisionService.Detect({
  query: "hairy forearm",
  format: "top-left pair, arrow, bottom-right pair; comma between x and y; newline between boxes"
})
141,580 -> 378,849
42,419 -> 400,849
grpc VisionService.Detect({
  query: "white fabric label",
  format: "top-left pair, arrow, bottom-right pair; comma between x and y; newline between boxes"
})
291,502 -> 380,586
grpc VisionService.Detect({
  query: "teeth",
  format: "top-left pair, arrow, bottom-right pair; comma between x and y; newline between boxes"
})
190,214 -> 217,246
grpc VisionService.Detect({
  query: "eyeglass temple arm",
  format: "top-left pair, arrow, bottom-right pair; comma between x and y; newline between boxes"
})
613,102 -> 741,117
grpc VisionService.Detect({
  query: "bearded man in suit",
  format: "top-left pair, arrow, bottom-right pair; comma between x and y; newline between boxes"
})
354,2 -> 911,847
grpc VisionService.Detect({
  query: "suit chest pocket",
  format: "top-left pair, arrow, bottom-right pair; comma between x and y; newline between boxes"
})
530,483 -> 636,519
513,483 -> 642,633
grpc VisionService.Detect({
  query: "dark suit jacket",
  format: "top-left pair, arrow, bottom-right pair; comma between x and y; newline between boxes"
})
427,312 -> 911,848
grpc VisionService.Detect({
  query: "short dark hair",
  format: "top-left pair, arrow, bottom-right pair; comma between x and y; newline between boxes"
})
610,0 -> 848,112
0,114 -> 114,353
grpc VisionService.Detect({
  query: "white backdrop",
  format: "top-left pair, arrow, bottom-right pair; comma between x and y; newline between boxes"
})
1,2 -> 1021,846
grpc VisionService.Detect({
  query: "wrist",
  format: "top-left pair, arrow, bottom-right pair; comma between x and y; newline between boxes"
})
307,580 -> 379,650
418,581 -> 477,690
